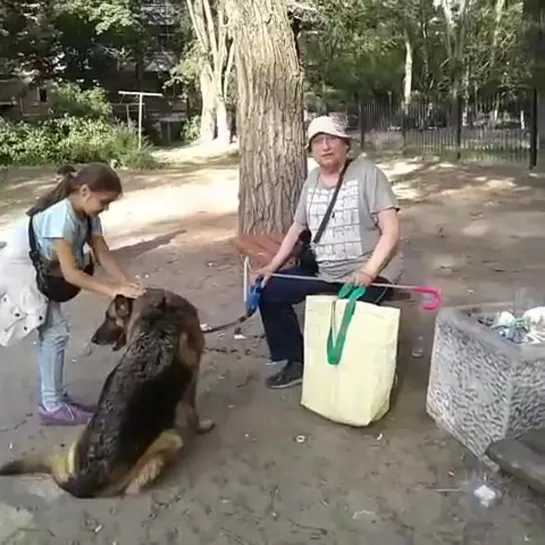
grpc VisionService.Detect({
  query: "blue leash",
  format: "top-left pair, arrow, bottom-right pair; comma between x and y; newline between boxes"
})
201,276 -> 264,334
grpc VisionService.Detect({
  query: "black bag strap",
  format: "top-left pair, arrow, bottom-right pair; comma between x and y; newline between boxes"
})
27,212 -> 93,265
312,158 -> 353,245
85,215 -> 93,240
27,214 -> 40,266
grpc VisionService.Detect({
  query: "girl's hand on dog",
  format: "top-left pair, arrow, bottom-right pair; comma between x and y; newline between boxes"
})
114,282 -> 147,299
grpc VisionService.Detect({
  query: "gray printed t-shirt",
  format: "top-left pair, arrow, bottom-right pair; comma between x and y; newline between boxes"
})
294,156 -> 404,284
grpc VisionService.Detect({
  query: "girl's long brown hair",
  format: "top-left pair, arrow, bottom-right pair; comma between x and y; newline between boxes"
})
27,163 -> 123,216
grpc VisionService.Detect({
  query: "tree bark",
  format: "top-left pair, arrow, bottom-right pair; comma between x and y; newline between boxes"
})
216,41 -> 235,146
187,0 -> 234,145
539,92 -> 545,169
488,0 -> 506,74
199,63 -> 216,143
524,0 -> 545,168
225,0 -> 307,236
402,30 -> 413,113
215,96 -> 230,145
440,0 -> 468,98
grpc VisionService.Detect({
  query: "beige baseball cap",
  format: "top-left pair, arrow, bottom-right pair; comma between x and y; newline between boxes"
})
307,115 -> 350,147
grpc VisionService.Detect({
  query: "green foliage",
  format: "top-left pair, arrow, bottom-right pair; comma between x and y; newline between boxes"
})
304,0 -> 405,105
523,0 -> 545,89
0,116 -> 157,168
51,82 -> 113,119
0,80 -> 156,168
0,1 -> 60,77
168,41 -> 202,101
0,0 -> 183,88
304,0 -> 531,107
50,0 -> 155,87
180,115 -> 201,144
58,0 -> 142,34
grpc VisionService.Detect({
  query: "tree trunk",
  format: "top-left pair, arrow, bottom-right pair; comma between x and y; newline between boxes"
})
199,63 -> 216,143
225,0 -> 307,236
462,66 -> 470,127
539,92 -> 545,168
488,0 -> 506,75
536,9 -> 545,168
441,0 -> 468,99
216,97 -> 230,145
402,30 -> 413,114
525,0 -> 545,169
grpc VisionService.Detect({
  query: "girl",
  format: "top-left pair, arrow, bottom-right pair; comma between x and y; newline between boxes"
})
0,163 -> 145,426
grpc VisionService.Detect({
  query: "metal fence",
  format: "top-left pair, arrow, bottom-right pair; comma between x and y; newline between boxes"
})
329,90 -> 539,166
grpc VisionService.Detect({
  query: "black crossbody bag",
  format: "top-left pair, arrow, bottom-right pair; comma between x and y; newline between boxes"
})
294,159 -> 353,274
28,214 -> 95,303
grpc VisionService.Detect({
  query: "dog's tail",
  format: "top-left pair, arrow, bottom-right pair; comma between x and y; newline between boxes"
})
0,441 -> 90,496
53,471 -> 103,498
0,453 -> 59,476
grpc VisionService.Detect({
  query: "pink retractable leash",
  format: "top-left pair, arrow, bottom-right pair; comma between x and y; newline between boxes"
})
243,258 -> 442,312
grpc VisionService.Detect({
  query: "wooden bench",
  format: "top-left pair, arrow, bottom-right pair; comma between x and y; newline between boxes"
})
232,234 -> 411,303
233,234 -> 285,269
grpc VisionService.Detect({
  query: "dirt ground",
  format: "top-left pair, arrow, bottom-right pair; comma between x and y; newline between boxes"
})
0,151 -> 545,544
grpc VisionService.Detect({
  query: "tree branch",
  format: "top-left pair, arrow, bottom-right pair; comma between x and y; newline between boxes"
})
217,0 -> 228,79
185,0 -> 209,54
222,39 -> 235,97
202,0 -> 219,71
440,0 -> 454,61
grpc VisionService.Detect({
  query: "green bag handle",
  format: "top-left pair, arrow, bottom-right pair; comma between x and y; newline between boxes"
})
326,284 -> 366,365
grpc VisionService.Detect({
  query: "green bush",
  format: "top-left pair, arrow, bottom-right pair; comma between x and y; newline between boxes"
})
0,82 -> 159,168
0,115 -> 158,168
51,82 -> 113,120
181,115 -> 201,144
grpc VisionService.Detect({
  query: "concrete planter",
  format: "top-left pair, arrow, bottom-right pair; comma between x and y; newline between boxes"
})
426,302 -> 545,468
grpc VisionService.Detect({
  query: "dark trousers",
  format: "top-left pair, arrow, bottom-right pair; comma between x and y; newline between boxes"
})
258,266 -> 393,364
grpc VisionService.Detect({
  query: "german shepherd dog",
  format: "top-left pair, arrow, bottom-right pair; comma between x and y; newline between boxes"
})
0,288 -> 214,497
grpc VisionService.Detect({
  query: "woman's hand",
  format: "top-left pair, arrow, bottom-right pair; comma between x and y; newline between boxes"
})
352,270 -> 375,288
251,263 -> 276,287
113,282 -> 147,299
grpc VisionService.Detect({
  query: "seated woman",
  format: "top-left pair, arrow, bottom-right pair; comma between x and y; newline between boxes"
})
254,115 -> 404,389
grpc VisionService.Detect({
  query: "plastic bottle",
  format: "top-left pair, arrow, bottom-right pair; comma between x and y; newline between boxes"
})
411,336 -> 424,358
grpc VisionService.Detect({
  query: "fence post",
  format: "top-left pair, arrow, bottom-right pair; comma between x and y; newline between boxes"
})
530,87 -> 538,169
455,95 -> 462,161
358,96 -> 365,150
401,101 -> 407,152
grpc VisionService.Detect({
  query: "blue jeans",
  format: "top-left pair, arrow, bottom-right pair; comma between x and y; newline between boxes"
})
36,301 -> 69,410
258,266 -> 392,364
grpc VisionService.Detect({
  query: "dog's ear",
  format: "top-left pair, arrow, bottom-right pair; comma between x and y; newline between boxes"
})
154,295 -> 167,312
112,332 -> 126,351
114,295 -> 133,318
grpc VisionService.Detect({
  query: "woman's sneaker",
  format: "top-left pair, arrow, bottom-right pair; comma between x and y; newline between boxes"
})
265,358 -> 286,367
38,402 -> 92,426
266,361 -> 303,389
62,393 -> 97,414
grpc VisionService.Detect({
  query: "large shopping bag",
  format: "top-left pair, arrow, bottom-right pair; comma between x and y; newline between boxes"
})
301,285 -> 401,426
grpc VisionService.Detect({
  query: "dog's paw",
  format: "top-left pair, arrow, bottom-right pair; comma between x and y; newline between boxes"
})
197,418 -> 215,434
